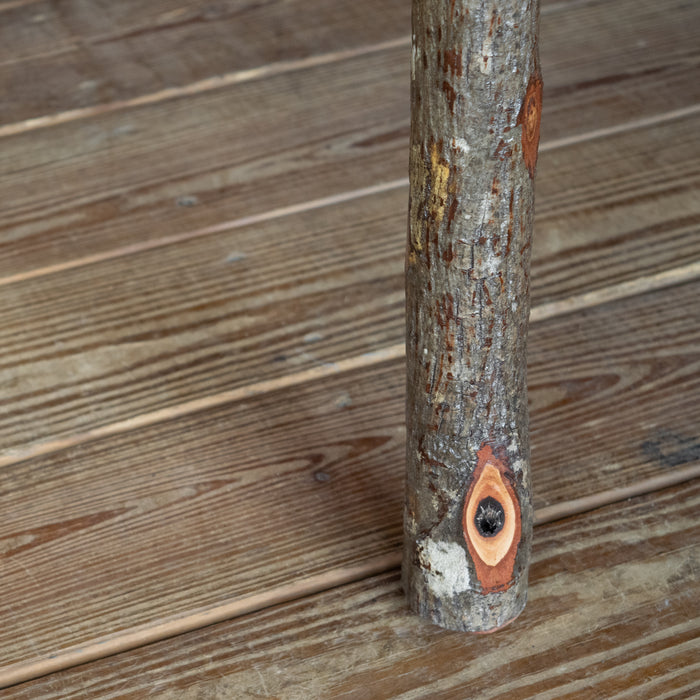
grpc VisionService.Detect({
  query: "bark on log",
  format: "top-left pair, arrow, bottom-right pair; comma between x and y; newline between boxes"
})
403,0 -> 541,632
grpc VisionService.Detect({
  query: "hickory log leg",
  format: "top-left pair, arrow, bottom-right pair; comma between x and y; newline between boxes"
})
403,0 -> 542,632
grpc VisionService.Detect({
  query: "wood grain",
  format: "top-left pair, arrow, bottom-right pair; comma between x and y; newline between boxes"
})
2,0 -> 694,128
0,0 -> 411,125
2,0 -> 699,278
538,0 -> 700,143
1,114 -> 698,459
0,0 -> 696,691
1,279 -> 698,678
0,0 -> 602,73
5,478 -> 698,698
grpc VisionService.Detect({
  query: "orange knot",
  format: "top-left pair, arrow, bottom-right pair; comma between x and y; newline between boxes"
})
517,72 -> 543,179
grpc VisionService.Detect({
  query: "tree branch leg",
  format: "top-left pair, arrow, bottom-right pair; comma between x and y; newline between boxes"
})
403,0 -> 542,632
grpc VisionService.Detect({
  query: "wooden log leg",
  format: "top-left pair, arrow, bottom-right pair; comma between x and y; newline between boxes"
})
403,0 -> 542,632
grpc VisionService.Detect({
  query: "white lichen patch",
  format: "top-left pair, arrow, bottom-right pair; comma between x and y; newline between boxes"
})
419,539 -> 471,597
511,458 -> 527,473
411,39 -> 419,80
476,195 -> 493,226
451,137 -> 471,153
506,441 -> 526,472
480,32 -> 494,74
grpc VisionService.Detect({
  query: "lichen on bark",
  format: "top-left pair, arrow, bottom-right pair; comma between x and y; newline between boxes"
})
403,0 -> 541,632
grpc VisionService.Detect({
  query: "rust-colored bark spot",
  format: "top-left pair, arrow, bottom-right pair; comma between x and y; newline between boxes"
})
517,71 -> 543,179
462,444 -> 522,594
442,241 -> 456,263
446,195 -> 459,228
442,80 -> 457,113
441,49 -> 463,76
494,139 -> 513,161
435,292 -> 456,350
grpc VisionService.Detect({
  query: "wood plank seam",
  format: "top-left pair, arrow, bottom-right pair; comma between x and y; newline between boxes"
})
2,104 -> 698,290
0,0 -> 43,11
2,262 -> 698,471
0,179 -> 408,288
2,466 -> 698,690
6,478 -> 698,697
0,37 -> 411,138
540,103 -> 700,152
0,0 -> 596,137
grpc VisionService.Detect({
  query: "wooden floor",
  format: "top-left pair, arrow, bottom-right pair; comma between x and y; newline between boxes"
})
1,0 -> 699,696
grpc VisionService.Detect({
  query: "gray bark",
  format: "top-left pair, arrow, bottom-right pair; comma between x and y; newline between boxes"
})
403,0 -> 541,632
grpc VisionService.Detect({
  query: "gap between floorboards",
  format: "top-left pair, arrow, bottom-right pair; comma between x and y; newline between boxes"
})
0,0 -> 600,137
2,466 -> 698,690
0,0 -> 42,12
1,259 -> 698,471
2,102 -> 699,290
0,37 -> 411,139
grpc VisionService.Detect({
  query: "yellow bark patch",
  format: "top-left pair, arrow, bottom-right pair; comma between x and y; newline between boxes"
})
410,143 -> 451,257
429,142 -> 450,226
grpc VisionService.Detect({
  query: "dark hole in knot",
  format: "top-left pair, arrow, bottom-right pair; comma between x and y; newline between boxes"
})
474,496 -> 505,537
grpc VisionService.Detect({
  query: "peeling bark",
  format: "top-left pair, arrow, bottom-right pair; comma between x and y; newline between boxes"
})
403,0 -> 541,632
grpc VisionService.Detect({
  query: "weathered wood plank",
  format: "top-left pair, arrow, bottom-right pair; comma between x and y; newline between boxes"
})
0,0 -> 410,125
0,0 -> 593,70
2,0 -> 698,278
539,0 -> 700,142
1,115 -> 699,458
1,280 -> 698,678
3,0 -> 694,127
5,478 -> 698,698
532,113 -> 700,303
